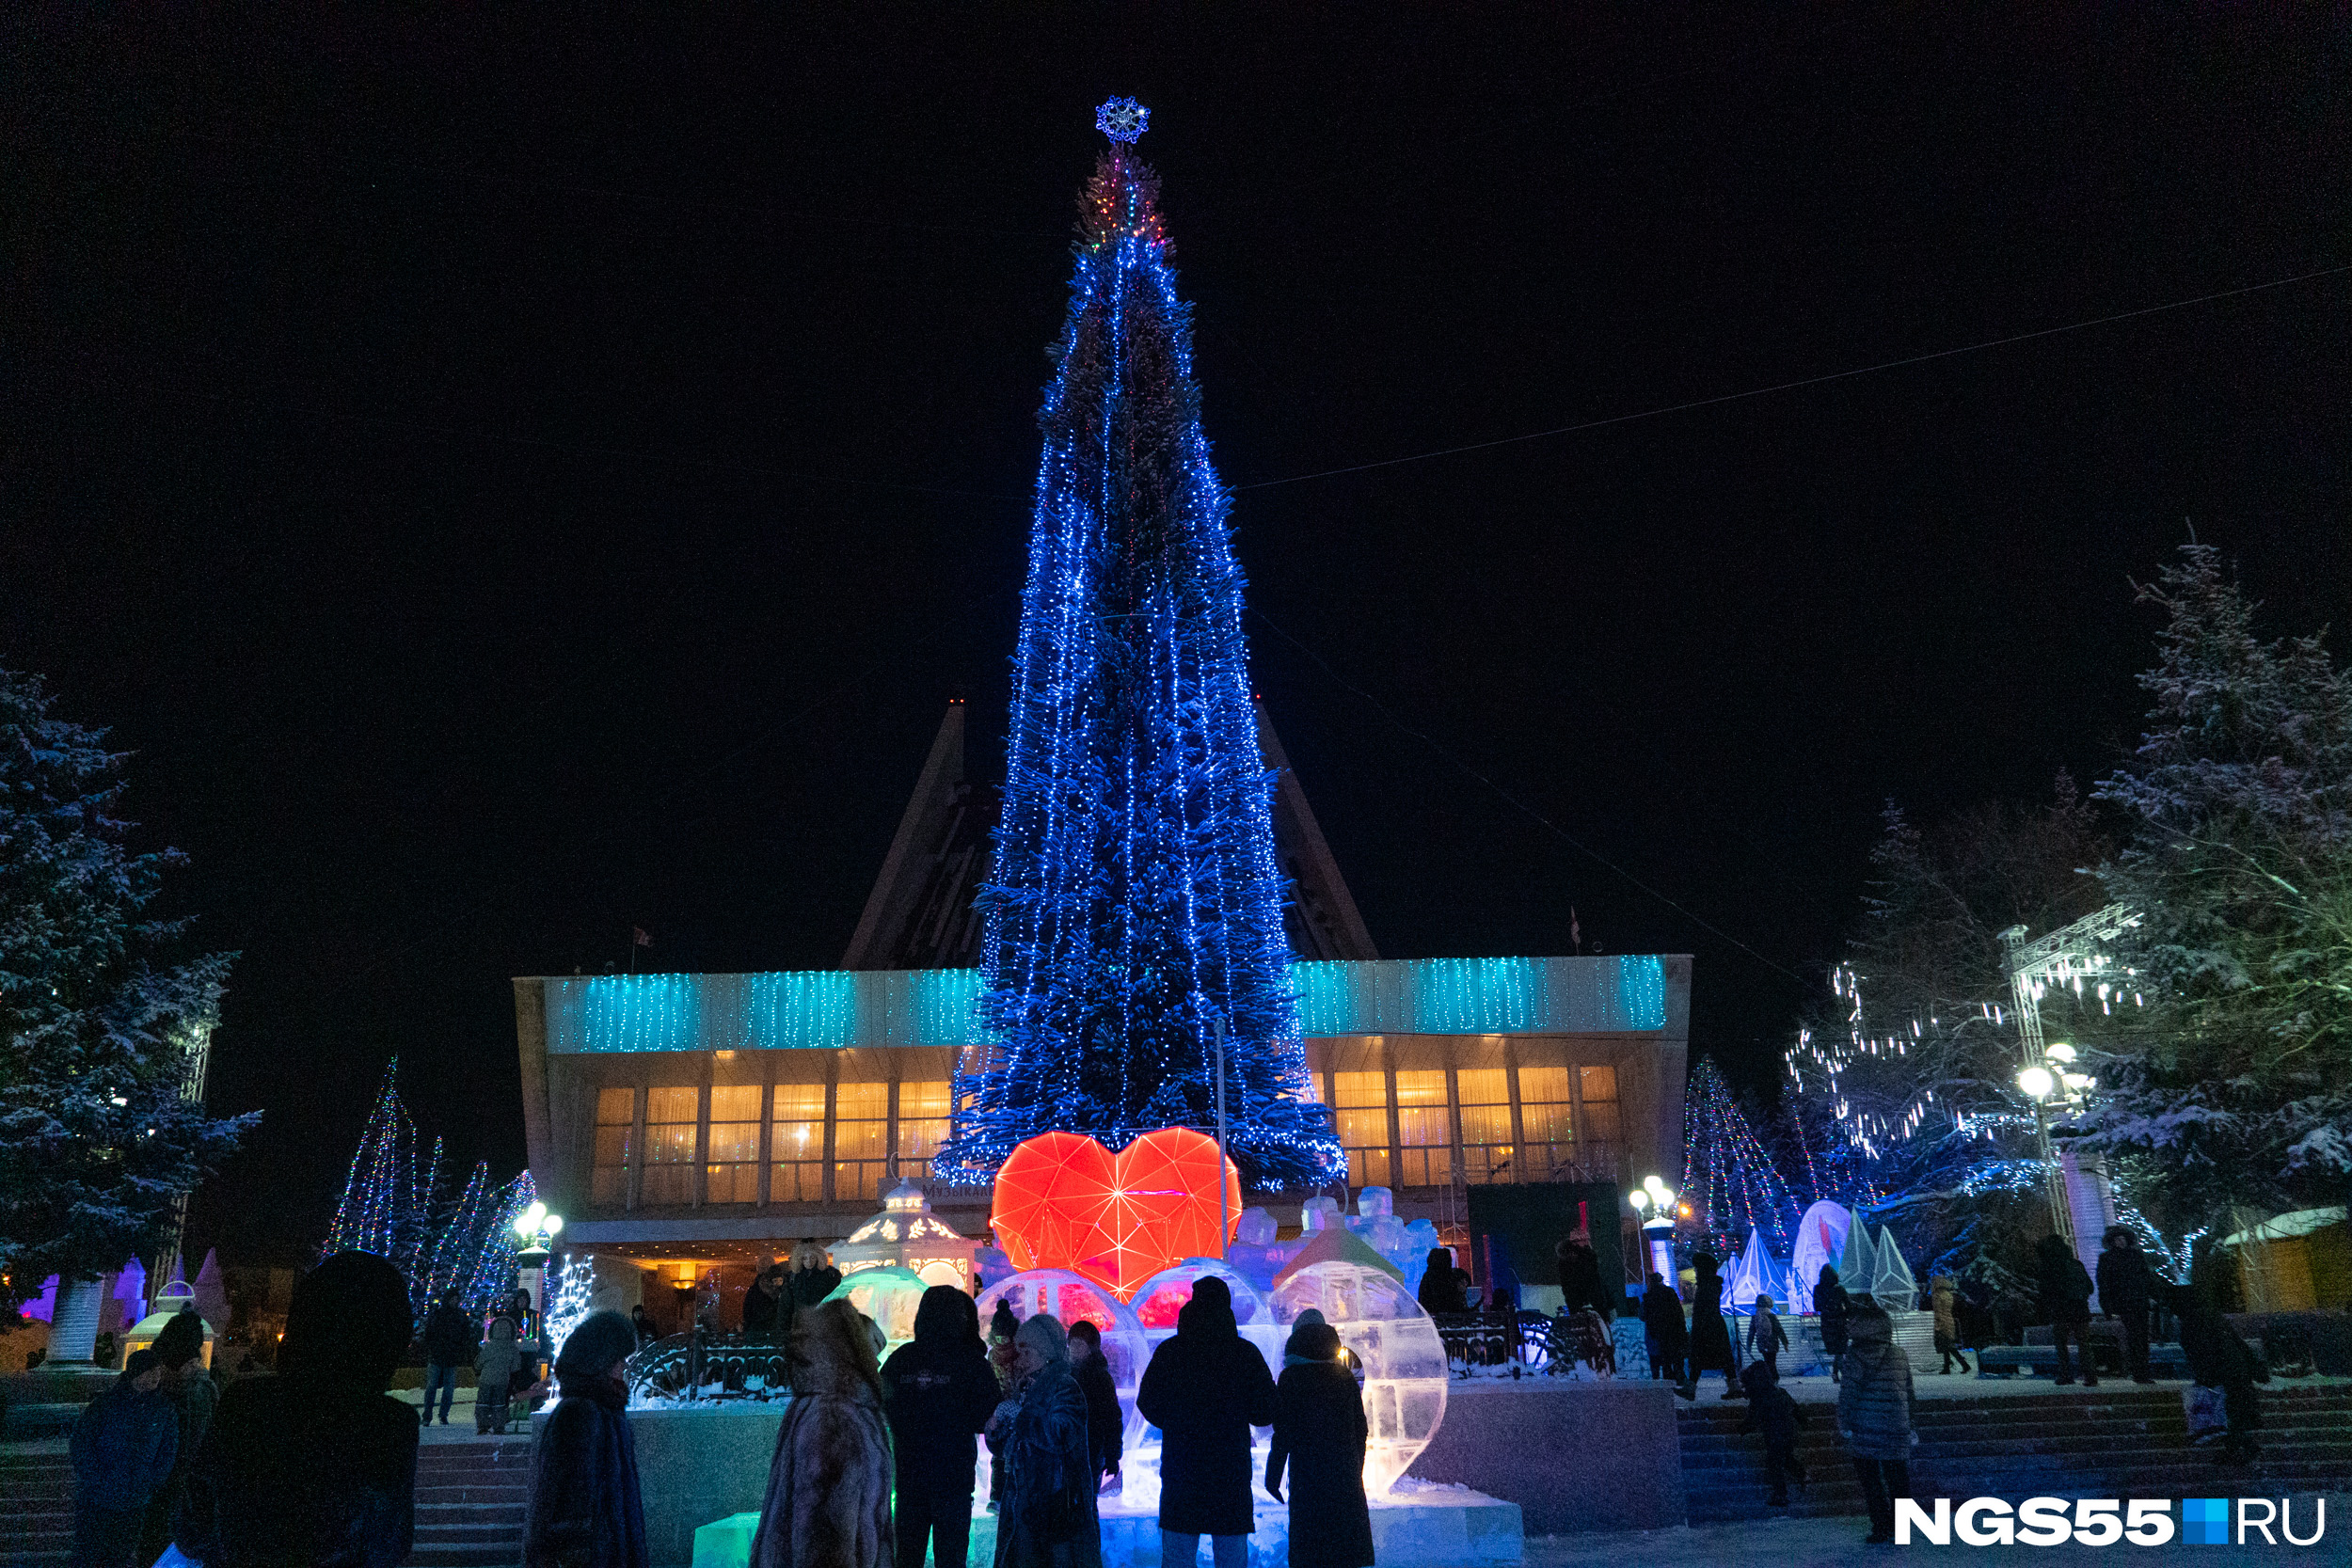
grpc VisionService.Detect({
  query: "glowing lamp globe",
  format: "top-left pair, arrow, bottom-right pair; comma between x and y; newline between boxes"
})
834,1180 -> 977,1291
2017,1065 -> 2056,1100
1629,1189 -> 1649,1213
978,1269 -> 1149,1449
1270,1257 -> 1448,1499
820,1266 -> 931,1360
515,1201 -> 548,1240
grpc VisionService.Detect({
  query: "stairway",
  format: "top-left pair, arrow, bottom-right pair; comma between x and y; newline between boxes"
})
0,1449 -> 72,1567
412,1438 -> 532,1566
1677,1382 -> 2352,1524
0,1437 -> 531,1568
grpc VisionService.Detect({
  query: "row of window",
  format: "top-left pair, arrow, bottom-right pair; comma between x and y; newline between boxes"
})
1326,1063 -> 1618,1190
589,1063 -> 1620,1208
592,1081 -> 952,1208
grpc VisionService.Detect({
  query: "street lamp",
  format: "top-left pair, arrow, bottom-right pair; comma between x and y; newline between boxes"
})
513,1203 -> 564,1312
1634,1175 -> 1677,1285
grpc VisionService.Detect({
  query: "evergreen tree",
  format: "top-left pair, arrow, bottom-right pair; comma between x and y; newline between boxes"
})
0,667 -> 256,1311
1681,1059 -> 1799,1255
2087,545 -> 2352,1218
942,103 -> 1340,1188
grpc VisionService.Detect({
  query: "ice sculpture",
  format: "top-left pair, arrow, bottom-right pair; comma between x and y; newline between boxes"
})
1836,1206 -> 1877,1287
1130,1259 -> 1283,1381
1224,1208 -> 1288,1291
821,1266 -> 930,1357
1725,1227 -> 1775,1315
1300,1195 -> 1343,1232
1788,1200 -> 1851,1316
1867,1227 -> 1917,1310
1399,1218 -> 1441,1296
978,1268 -> 1150,1449
1269,1253 -> 1448,1498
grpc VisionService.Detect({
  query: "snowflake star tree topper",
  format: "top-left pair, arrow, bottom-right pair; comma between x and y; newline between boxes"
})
1095,97 -> 1149,144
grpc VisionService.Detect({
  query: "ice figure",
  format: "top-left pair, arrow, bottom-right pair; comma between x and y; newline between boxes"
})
1867,1227 -> 1917,1310
820,1266 -> 930,1358
1725,1227 -> 1774,1315
1129,1259 -> 1283,1381
1788,1200 -> 1851,1316
1269,1242 -> 1448,1498
1301,1196 -> 1343,1232
1224,1207 -> 1289,1291
978,1268 -> 1150,1449
1399,1218 -> 1441,1295
1836,1207 -> 1877,1287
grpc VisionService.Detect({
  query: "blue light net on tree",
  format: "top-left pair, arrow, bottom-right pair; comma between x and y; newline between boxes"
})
939,107 -> 1343,1189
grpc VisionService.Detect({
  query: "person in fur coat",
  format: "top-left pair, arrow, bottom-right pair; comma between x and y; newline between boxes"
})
525,1310 -> 647,1568
990,1315 -> 1102,1568
752,1299 -> 894,1568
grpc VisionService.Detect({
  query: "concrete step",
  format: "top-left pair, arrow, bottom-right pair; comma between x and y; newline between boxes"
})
416,1482 -> 531,1504
405,1544 -> 523,1567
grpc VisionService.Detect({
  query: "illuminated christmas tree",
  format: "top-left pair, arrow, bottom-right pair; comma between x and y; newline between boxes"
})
324,1059 -> 432,1270
1681,1058 -> 1800,1257
942,101 -> 1341,1188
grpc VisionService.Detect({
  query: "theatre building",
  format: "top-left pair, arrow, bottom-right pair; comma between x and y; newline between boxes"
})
516,704 -> 1691,1328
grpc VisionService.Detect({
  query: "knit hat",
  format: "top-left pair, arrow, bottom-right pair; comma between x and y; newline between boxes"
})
1284,1321 -> 1341,1362
554,1309 -> 639,1385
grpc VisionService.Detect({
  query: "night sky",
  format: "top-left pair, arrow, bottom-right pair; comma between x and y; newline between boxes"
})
7,7 -> 2346,1264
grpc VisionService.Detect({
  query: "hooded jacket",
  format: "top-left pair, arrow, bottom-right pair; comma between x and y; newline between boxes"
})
881,1286 -> 1001,1497
1265,1323 -> 1373,1568
1816,1267 -> 1851,1356
172,1251 -> 421,1568
752,1299 -> 894,1568
2035,1236 -> 2095,1325
526,1310 -> 648,1568
1136,1286 -> 1277,1537
1836,1307 -> 1915,1460
1638,1283 -> 1689,1354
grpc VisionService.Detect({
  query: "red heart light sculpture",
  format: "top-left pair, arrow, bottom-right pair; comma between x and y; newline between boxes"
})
991,1127 -> 1243,1301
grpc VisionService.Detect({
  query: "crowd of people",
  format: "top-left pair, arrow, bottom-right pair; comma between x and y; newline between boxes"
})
60,1221 -> 2276,1566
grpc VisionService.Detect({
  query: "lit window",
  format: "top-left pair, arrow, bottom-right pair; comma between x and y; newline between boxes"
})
771,1084 -> 825,1204
705,1085 -> 762,1204
1331,1071 -> 1391,1189
834,1082 -> 889,1203
1456,1068 -> 1514,1184
1393,1070 -> 1452,1188
642,1086 -> 699,1206
592,1086 -> 635,1205
1578,1065 -> 1620,1163
1518,1065 -> 1578,1180
897,1081 -> 951,1182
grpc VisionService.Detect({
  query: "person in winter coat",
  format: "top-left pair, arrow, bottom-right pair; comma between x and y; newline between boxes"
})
1929,1275 -> 1970,1374
1689,1253 -> 1740,1399
2034,1234 -> 2099,1386
1745,1295 -> 1788,1381
526,1310 -> 649,1568
475,1309 -> 525,1434
743,1269 -> 782,1342
421,1290 -> 476,1428
2096,1227 -> 2158,1384
1415,1249 -> 1470,1316
1737,1362 -> 1806,1508
1265,1319 -> 1373,1568
1066,1320 -> 1124,1492
1638,1273 -> 1690,1393
988,1298 -> 1022,1508
989,1314 -> 1103,1568
1136,1277 -> 1277,1568
171,1250 -> 421,1568
787,1243 -> 844,1313
2172,1278 -> 2263,1463
72,1350 -> 179,1568
1816,1265 -> 1851,1384
882,1286 -> 1002,1568
631,1304 -> 657,1348
752,1298 -> 893,1568
145,1307 -> 219,1564
1554,1233 -> 1609,1320
1836,1304 -> 1915,1545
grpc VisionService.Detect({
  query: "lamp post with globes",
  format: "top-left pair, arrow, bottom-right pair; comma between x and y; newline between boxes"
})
2015,1043 -> 2096,1252
513,1202 -> 564,1318
1629,1175 -> 1679,1288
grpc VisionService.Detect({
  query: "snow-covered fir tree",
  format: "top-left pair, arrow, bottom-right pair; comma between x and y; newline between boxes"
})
0,667 -> 257,1311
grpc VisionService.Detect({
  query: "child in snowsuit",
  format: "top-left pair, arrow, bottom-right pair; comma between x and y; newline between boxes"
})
1738,1362 -> 1806,1507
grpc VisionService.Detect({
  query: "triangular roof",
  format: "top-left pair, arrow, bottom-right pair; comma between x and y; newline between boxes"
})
1273,1223 -> 1406,1288
846,698 -> 1376,969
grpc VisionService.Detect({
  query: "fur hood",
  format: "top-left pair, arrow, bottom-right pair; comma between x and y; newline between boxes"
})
789,1299 -> 882,1403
